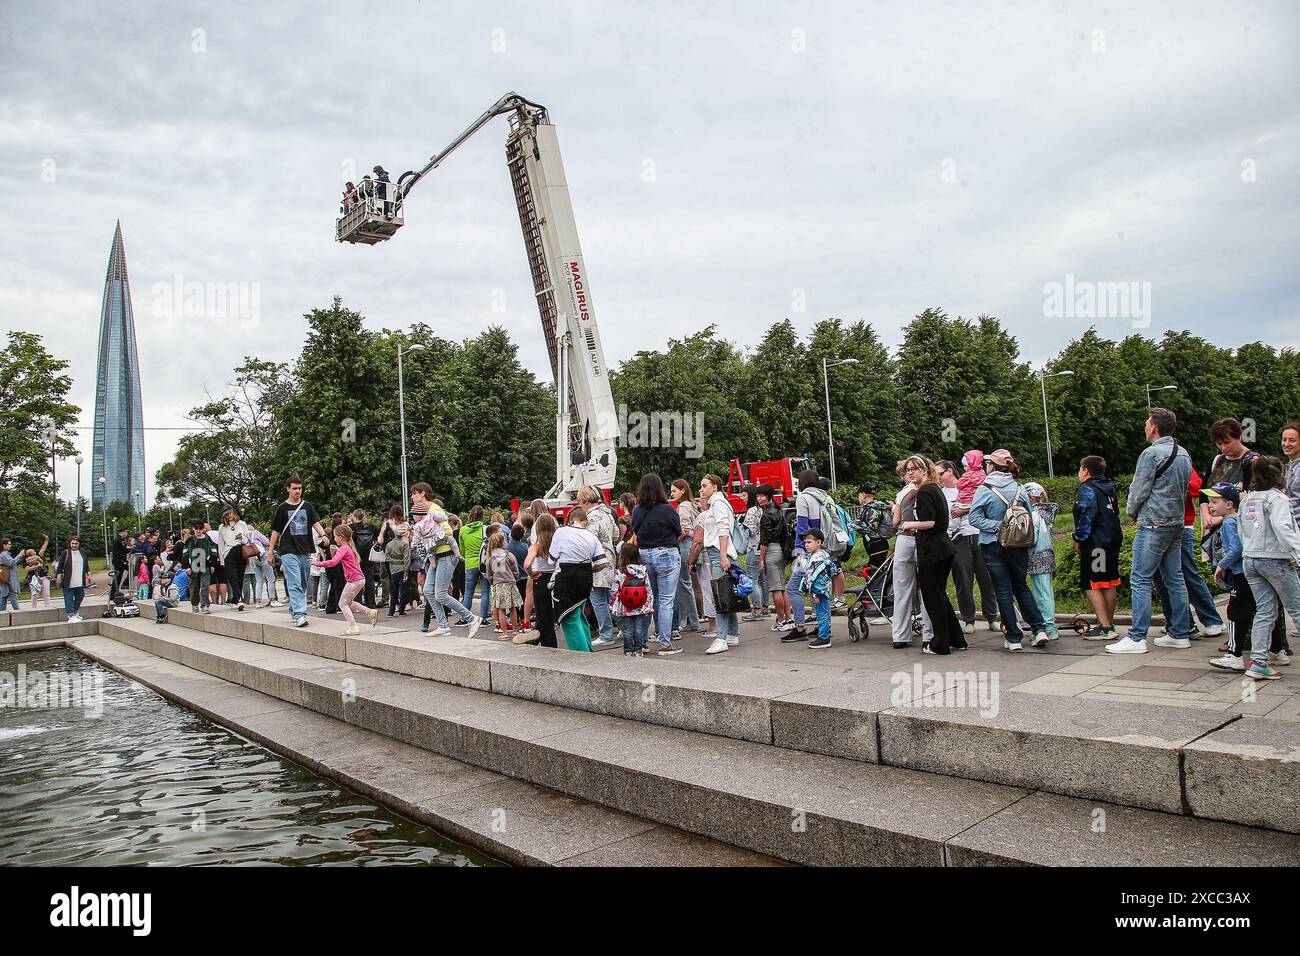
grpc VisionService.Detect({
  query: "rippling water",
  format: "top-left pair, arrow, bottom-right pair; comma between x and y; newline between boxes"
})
0,648 -> 498,866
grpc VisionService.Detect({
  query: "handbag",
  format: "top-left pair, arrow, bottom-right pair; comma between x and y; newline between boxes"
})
240,543 -> 260,559
711,564 -> 750,615
368,545 -> 387,563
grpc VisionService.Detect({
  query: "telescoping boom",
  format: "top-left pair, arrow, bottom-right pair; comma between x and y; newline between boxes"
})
336,92 -> 618,505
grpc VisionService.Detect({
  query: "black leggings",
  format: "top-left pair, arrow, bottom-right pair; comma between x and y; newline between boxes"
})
223,550 -> 247,603
533,573 -> 558,648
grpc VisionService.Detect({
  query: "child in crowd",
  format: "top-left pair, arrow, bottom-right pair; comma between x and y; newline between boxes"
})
508,524 -> 530,622
152,556 -> 164,601
1025,482 -> 1060,642
1236,457 -> 1300,680
155,567 -> 189,624
953,450 -> 987,512
485,531 -> 521,638
384,525 -> 411,617
611,541 -> 654,656
24,535 -> 51,608
311,524 -> 377,635
794,529 -> 834,649
1203,483 -> 1281,672
136,554 -> 152,600
1072,455 -> 1122,639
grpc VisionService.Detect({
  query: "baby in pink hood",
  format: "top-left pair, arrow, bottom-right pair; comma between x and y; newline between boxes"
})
954,450 -> 987,507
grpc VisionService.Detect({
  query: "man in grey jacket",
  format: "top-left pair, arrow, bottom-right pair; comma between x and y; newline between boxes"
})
1109,407 -> 1193,654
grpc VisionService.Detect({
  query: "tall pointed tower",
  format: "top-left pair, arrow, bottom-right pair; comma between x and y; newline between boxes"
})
91,221 -> 146,511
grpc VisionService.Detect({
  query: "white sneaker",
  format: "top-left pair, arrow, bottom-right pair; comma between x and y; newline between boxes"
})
68,614 -> 82,624
269,600 -> 284,608
1030,632 -> 1050,648
1003,639 -> 1022,651
591,637 -> 616,648
467,615 -> 482,638
725,635 -> 739,646
295,616 -> 310,628
431,626 -> 452,637
1153,635 -> 1192,649
343,625 -> 361,635
1269,649 -> 1292,667
1105,637 -> 1148,655
705,637 -> 729,655
962,622 -> 975,634
1202,623 -> 1225,637
1208,654 -> 1246,671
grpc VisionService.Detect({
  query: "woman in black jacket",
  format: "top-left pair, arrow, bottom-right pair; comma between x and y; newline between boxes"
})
897,456 -> 966,655
54,536 -> 93,622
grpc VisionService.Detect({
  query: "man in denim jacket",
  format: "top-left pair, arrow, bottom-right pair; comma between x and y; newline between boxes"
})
1108,407 -> 1193,655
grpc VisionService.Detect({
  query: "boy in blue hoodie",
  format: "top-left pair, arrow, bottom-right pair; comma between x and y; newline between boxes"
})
1073,456 -> 1122,639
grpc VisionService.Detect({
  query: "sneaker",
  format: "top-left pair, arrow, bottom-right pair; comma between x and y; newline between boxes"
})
1269,649 -> 1292,667
922,644 -> 938,655
657,643 -> 683,656
892,641 -> 911,649
1105,637 -> 1148,655
671,629 -> 682,640
368,609 -> 379,628
1201,623 -> 1225,638
700,630 -> 719,640
454,617 -> 472,627
467,615 -> 482,638
1030,632 -> 1050,648
343,625 -> 361,635
237,602 -> 245,612
780,630 -> 806,644
743,611 -> 764,622
1245,662 -> 1283,681
1003,639 -> 1023,651
831,598 -> 847,610
962,622 -> 975,634
431,626 -> 452,637
807,636 -> 831,649
67,614 -> 82,624
987,618 -> 1001,631
269,600 -> 284,608
704,638 -> 729,655
1081,624 -> 1111,640
867,614 -> 890,625
1208,654 -> 1246,672
591,637 -> 616,649
295,616 -> 309,628
1218,641 -> 1230,653
511,630 -> 539,645
773,620 -> 794,632
1153,635 -> 1192,649
419,624 -> 429,633
725,635 -> 739,646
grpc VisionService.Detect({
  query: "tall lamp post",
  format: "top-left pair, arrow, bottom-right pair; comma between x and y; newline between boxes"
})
822,357 -> 860,491
132,490 -> 141,535
397,342 -> 426,511
74,454 -> 84,539
98,476 -> 108,567
1038,369 -> 1074,479
1145,383 -> 1177,410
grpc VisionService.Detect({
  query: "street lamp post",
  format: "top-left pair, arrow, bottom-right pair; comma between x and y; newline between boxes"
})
98,476 -> 107,567
75,454 -> 84,539
1145,383 -> 1177,410
132,491 -> 141,535
397,342 -> 426,511
1038,369 -> 1075,479
822,357 -> 860,491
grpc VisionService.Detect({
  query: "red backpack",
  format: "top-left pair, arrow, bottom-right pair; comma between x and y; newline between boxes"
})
617,572 -> 649,612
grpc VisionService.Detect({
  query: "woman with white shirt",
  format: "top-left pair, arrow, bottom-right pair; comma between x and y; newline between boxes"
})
217,506 -> 252,612
700,473 -> 740,655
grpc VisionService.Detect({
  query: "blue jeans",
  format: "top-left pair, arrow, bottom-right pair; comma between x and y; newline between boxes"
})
620,613 -> 649,653
708,547 -> 739,638
810,593 -> 831,640
745,547 -> 770,610
256,557 -> 278,601
1154,526 -> 1221,631
672,539 -> 698,630
642,546 -> 680,646
1243,557 -> 1300,665
62,586 -> 85,616
1,582 -> 18,610
424,553 -> 471,628
463,566 -> 491,620
788,559 -> 807,625
590,586 -> 614,642
1129,525 -> 1188,641
281,553 -> 310,619
980,542 -> 1044,640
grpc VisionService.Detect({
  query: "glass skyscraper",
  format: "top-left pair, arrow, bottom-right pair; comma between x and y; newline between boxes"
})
91,221 -> 146,511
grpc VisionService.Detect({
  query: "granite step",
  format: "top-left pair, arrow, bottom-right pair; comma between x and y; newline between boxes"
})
76,619 -> 1300,866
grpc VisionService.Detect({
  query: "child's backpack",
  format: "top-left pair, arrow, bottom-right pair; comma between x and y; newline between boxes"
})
989,485 -> 1036,549
617,571 -> 649,612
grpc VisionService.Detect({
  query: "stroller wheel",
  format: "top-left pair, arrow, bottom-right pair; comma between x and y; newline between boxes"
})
1071,615 -> 1090,634
847,615 -> 861,643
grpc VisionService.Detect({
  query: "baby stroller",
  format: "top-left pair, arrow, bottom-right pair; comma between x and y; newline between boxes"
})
844,553 -> 921,642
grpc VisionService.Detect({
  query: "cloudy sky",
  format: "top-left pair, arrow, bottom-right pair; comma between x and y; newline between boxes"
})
2,0 -> 1297,505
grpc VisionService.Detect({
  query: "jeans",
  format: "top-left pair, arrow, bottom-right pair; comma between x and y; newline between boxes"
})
620,613 -> 649,654
642,546 -> 680,646
708,547 -> 739,639
1129,525 -> 1188,642
980,542 -> 1045,641
1243,557 -> 1300,665
62,586 -> 85,616
1153,525 -> 1223,631
589,586 -> 614,642
281,553 -> 310,619
256,557 -> 279,601
672,539 -> 698,630
788,559 -> 806,625
1,581 -> 18,611
810,593 -> 831,640
464,566 -> 491,620
744,547 -> 770,609
424,554 -> 472,628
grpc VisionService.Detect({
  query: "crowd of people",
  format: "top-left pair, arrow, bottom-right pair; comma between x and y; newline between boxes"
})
4,413 -> 1298,681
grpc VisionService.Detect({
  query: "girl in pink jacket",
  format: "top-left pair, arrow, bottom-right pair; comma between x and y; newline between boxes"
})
312,525 -> 378,634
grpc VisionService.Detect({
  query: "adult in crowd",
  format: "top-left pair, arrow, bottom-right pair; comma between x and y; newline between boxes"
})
323,513 -> 346,614
742,485 -> 771,620
347,508 -> 382,609
669,478 -> 700,635
899,456 -> 965,655
1284,421 -> 1300,529
631,474 -> 684,655
410,482 -> 480,637
111,528 -> 131,596
0,538 -> 20,611
217,506 -> 252,612
884,459 -> 935,650
854,482 -> 893,571
578,486 -> 619,648
967,449 -> 1049,650
700,473 -> 739,655
939,458 -> 999,633
54,536 -> 91,622
756,483 -> 793,629
268,476 -> 328,628
459,506 -> 488,620
1110,408 -> 1192,655
1152,461 -> 1224,643
548,507 -> 608,652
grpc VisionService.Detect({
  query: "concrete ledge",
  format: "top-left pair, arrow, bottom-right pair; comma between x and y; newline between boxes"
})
945,791 -> 1300,866
343,632 -> 494,691
1183,716 -> 1300,834
770,676 -> 905,763
0,620 -> 98,645
877,692 -> 1235,814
